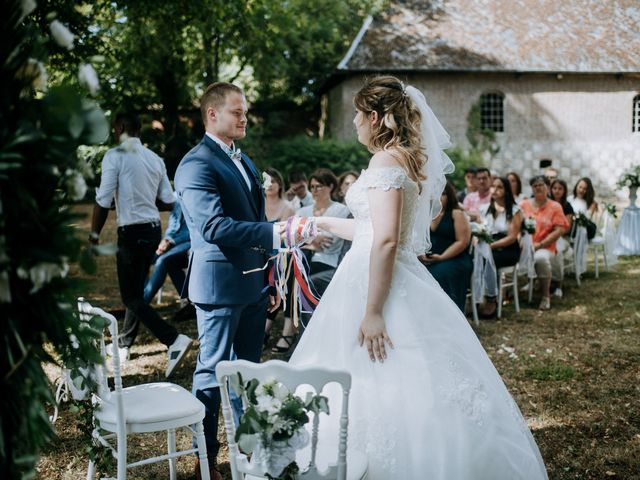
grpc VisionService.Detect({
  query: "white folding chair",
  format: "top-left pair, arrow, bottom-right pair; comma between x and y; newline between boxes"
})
216,359 -> 368,480
77,298 -> 210,480
496,264 -> 520,319
588,235 -> 607,278
466,287 -> 479,326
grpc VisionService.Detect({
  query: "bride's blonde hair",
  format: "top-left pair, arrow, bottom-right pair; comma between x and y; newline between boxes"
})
354,76 -> 426,187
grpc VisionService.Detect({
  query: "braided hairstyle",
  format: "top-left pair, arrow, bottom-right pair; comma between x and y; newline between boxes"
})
354,76 -> 426,190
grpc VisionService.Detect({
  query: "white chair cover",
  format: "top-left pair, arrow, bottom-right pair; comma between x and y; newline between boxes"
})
472,241 -> 497,301
518,234 -> 536,279
602,211 -> 618,267
573,226 -> 588,277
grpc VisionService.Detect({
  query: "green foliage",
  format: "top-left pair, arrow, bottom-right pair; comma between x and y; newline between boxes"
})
466,101 -> 500,157
445,146 -> 485,191
244,134 -> 371,179
525,362 -> 578,381
0,2 -> 108,477
41,0 -> 381,172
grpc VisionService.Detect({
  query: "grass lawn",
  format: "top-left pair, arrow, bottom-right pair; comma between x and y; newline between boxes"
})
36,204 -> 640,479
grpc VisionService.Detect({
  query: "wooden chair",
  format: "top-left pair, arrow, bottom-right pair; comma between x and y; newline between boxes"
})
216,359 -> 368,480
77,298 -> 210,480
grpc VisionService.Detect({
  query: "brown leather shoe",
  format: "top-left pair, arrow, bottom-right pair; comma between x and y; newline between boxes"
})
195,458 -> 222,480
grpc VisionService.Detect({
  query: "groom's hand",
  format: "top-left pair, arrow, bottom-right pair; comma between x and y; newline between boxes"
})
267,290 -> 281,313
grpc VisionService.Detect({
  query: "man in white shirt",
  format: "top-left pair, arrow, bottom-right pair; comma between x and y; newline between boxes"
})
286,169 -> 313,210
89,113 -> 192,378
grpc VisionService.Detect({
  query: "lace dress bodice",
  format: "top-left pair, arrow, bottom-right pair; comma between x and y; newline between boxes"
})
345,166 -> 419,253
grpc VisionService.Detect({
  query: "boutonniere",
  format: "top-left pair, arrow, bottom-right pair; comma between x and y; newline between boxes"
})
262,172 -> 272,190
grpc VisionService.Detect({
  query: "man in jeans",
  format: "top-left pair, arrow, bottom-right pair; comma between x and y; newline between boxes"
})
89,112 -> 192,377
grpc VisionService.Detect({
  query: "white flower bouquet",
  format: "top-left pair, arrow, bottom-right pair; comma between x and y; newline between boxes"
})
470,222 -> 493,244
230,373 -> 329,480
617,165 -> 640,189
524,217 -> 536,235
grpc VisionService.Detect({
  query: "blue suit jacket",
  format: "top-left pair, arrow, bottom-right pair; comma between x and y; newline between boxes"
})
174,135 -> 273,305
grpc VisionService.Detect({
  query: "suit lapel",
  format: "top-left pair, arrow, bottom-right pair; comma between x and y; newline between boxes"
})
202,135 -> 259,218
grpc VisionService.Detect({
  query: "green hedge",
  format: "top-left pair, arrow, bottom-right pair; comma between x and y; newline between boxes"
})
245,135 -> 484,192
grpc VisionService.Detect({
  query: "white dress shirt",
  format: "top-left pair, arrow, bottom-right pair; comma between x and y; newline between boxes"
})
95,137 -> 174,227
206,132 -> 252,190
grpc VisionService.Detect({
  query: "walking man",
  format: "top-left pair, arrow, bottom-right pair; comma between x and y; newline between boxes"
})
90,112 -> 192,377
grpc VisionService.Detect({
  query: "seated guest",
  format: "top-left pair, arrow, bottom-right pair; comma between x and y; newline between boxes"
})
272,168 -> 350,353
462,167 -> 492,222
550,179 -> 574,298
568,177 -> 598,219
286,169 -> 313,210
519,175 -> 569,310
507,171 -> 527,204
421,181 -> 473,312
544,166 -> 559,182
144,201 -> 191,307
457,166 -> 477,203
336,170 -> 359,203
478,176 -> 523,317
264,168 -> 295,340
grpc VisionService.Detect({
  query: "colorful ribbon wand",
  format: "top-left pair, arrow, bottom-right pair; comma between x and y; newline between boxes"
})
244,216 -> 320,327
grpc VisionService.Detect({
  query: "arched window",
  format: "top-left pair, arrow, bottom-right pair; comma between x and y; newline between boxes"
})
480,92 -> 504,132
633,94 -> 640,133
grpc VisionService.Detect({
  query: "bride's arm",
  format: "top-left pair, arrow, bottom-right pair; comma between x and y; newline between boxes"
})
358,186 -> 402,362
313,216 -> 355,240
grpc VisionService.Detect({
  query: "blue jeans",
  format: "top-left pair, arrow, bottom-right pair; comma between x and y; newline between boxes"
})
192,299 -> 268,463
143,242 -> 190,303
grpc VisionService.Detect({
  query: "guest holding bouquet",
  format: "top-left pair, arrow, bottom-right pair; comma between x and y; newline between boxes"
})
519,175 -> 569,310
478,176 -> 523,317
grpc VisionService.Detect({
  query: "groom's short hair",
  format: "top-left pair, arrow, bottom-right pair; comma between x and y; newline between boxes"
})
200,82 -> 243,125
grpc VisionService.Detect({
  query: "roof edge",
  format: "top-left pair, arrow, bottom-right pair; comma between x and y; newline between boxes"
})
337,15 -> 373,70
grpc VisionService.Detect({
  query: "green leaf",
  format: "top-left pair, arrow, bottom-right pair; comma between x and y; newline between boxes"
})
82,107 -> 109,145
91,243 -> 118,256
78,246 -> 97,274
68,113 -> 85,139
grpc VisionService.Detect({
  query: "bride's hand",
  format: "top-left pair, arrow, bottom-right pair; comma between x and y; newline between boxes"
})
358,312 -> 394,363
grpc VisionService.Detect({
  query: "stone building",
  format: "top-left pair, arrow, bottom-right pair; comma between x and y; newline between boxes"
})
322,0 -> 640,196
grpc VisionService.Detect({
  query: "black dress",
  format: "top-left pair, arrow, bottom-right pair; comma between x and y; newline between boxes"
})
426,210 -> 473,312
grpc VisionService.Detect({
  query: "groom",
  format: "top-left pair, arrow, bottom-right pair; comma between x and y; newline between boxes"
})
174,82 -> 281,478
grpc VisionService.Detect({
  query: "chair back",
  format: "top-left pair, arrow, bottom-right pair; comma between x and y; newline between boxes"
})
216,359 -> 351,480
76,298 -> 126,431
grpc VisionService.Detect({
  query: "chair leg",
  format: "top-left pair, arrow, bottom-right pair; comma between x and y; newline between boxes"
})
603,246 -> 609,271
497,274 -> 503,319
167,428 -> 177,480
594,247 -> 600,279
86,459 -> 95,480
513,270 -> 520,313
195,421 -> 211,480
528,278 -> 534,304
117,432 -> 127,480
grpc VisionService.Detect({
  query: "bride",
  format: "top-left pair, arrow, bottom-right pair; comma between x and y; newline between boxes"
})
289,76 -> 548,479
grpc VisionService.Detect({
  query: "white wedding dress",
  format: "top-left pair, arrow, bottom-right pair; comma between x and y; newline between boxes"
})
290,166 -> 548,479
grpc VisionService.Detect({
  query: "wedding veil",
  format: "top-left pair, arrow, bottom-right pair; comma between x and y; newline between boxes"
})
405,86 -> 455,254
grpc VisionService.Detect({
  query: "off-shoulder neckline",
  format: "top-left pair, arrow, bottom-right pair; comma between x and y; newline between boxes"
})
361,165 -> 407,174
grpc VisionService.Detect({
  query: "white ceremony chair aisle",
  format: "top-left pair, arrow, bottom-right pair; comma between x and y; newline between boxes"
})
77,298 -> 210,480
216,359 -> 369,480
496,263 -> 520,319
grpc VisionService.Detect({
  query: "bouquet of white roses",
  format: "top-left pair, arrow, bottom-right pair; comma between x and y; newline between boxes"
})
230,373 -> 329,480
617,165 -> 640,189
524,217 -> 536,235
470,222 -> 493,244
603,203 -> 617,219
